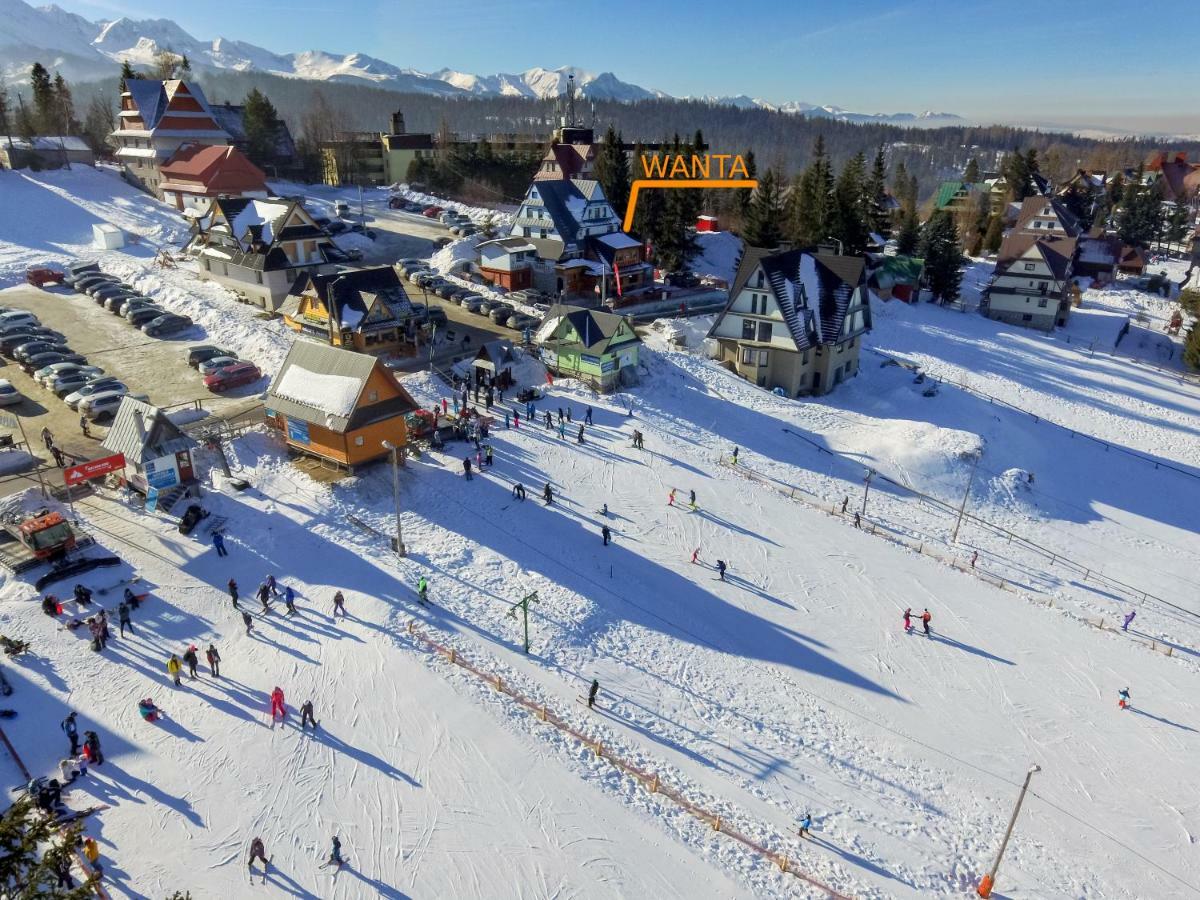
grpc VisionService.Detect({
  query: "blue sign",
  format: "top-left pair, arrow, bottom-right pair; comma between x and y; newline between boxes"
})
145,459 -> 179,490
600,358 -> 617,374
286,417 -> 311,444
580,354 -> 601,366
145,486 -> 159,512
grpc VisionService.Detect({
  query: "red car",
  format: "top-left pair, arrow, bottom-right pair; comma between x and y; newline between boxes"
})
421,206 -> 443,218
203,361 -> 261,392
25,267 -> 65,287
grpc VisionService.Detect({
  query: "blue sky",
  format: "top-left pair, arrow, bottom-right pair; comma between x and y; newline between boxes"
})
54,0 -> 1200,130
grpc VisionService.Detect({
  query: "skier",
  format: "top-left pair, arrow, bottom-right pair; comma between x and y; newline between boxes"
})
417,575 -> 429,606
248,837 -> 268,871
841,496 -> 849,514
1118,687 -> 1131,710
854,512 -> 861,529
576,424 -> 585,444
903,608 -> 913,633
83,836 -> 101,877
601,524 -> 611,546
212,531 -> 227,557
585,406 -> 593,425
270,686 -> 286,720
1122,610 -> 1136,632
689,489 -> 697,511
668,489 -> 676,507
182,645 -> 199,679
691,547 -> 700,564
118,601 -> 132,637
558,407 -> 564,424
242,610 -> 253,635
544,411 -> 553,429
167,654 -> 182,687
798,813 -> 812,838
265,574 -> 278,597
716,560 -> 727,581
228,578 -> 239,608
731,446 -> 739,465
587,678 -> 599,709
485,445 -> 493,467
333,591 -> 346,617
558,420 -> 566,439
61,712 -> 79,756
632,430 -> 644,450
82,731 -> 102,765
513,411 -> 520,429
921,608 -> 932,636
59,756 -> 82,786
300,700 -> 318,731
970,550 -> 979,569
97,610 -> 110,649
475,448 -> 482,470
512,483 -> 526,501
257,582 -> 271,612
327,835 -> 343,868
463,457 -> 473,481
284,585 -> 297,616
206,644 -> 221,678
566,407 -> 572,423
543,483 -> 553,505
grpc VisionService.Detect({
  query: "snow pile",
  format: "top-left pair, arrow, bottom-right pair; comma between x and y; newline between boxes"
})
430,233 -> 483,274
273,364 -> 362,418
0,450 -> 36,475
390,184 -> 514,227
689,230 -> 742,284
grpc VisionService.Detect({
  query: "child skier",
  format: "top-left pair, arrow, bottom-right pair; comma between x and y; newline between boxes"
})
903,608 -> 913,633
798,813 -> 812,838
270,687 -> 286,720
1118,687 -> 1131,710
417,575 -> 429,606
248,837 -> 268,871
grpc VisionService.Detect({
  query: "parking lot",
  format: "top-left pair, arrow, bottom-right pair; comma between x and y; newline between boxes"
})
0,283 -> 261,480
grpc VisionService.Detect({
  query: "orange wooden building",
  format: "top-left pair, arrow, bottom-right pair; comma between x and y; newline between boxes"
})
265,341 -> 418,470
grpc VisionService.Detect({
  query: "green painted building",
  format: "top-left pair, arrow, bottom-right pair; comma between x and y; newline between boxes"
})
534,304 -> 641,392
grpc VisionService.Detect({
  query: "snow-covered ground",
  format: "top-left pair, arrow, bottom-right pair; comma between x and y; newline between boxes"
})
1,169 -> 1198,898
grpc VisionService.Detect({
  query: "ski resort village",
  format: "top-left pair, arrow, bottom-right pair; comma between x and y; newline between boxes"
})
2,2 -> 1200,897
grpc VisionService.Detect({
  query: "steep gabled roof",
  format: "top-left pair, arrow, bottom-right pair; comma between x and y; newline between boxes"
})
102,397 -> 196,464
535,304 -> 640,354
294,266 -> 411,331
159,144 -> 268,194
1014,196 -> 1082,237
996,232 -> 1077,280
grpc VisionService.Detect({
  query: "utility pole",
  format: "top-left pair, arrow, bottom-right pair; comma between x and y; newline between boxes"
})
977,764 -> 1041,898
381,440 -> 406,556
428,323 -> 437,373
860,468 -> 876,515
508,591 -> 539,654
952,452 -> 981,544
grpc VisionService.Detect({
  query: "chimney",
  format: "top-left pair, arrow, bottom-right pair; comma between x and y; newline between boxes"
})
390,110 -> 406,135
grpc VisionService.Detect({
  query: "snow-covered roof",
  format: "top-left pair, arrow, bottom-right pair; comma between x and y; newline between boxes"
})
273,364 -> 362,419
595,232 -> 642,250
101,397 -> 196,464
5,136 -> 91,152
229,199 -> 291,244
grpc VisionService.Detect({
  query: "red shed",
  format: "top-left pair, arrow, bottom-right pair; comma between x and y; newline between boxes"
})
696,215 -> 719,232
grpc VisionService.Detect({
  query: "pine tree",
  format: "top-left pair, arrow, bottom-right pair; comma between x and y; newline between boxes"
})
863,146 -> 891,238
30,62 -> 53,134
1116,168 -> 1162,248
1184,324 -> 1200,372
0,84 -> 11,148
180,55 -> 192,76
1165,202 -> 1191,244
789,135 -> 834,246
52,72 -> 74,134
738,149 -> 756,217
743,168 -> 784,249
119,60 -> 137,93
982,213 -> 1004,253
831,151 -> 868,253
0,795 -> 94,897
895,212 -> 920,255
920,210 -> 964,302
593,125 -> 631,224
1003,147 -> 1034,201
242,88 -> 283,168
963,156 -> 980,182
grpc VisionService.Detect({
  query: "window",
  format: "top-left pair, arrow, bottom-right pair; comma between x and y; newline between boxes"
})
756,322 -> 772,342
801,350 -> 809,364
742,319 -> 755,340
255,271 -> 263,284
1022,313 -> 1033,321
354,436 -> 364,446
368,390 -> 379,402
836,342 -> 844,353
1024,263 -> 1035,271
1037,298 -> 1048,308
754,270 -> 765,288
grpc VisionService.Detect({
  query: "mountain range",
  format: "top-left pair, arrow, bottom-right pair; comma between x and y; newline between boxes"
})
0,0 -> 962,124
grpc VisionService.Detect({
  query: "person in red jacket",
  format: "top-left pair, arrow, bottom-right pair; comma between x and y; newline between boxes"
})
903,608 -> 913,633
920,609 -> 932,636
270,686 -> 286,720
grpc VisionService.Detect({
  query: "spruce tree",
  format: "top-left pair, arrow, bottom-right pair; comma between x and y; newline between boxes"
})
791,135 -> 834,246
52,72 -> 73,134
1004,147 -> 1033,201
895,212 -> 920,256
982,213 -> 1004,253
1165,203 -> 1191,244
593,125 -> 631,223
0,795 -> 94,897
180,55 -> 192,76
119,60 -> 137,93
963,156 -> 980,182
242,88 -> 282,168
919,210 -> 964,302
743,168 -> 784,249
30,63 -> 53,134
863,147 -> 891,237
831,151 -> 868,253
1184,324 -> 1200,372
1116,182 -> 1163,248
0,84 -> 11,148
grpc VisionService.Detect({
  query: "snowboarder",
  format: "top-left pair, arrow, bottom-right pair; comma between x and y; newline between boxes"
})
668,489 -> 676,506
300,700 -> 318,731
903,608 -> 913,633
512,483 -> 526,501
632,430 -> 644,450
333,591 -> 346,617
228,578 -> 239,608
689,489 -> 696,511
921,608 -> 932,636
242,610 -> 253,635
248,837 -> 268,871
731,446 -> 739,465
799,813 -> 812,838
270,686 -> 286,720
61,712 -> 79,756
1118,687 -> 1131,710
257,582 -> 271,612
417,575 -> 429,606
206,644 -> 221,677
601,524 -> 611,546
182,645 -> 199,679
82,731 -> 102,765
284,585 -> 297,616
117,601 -> 132,637
587,679 -> 599,709
576,424 -> 585,444
1122,611 -> 1136,632
73,584 -> 92,606
585,406 -> 593,425
463,457 -> 473,480
543,483 -> 553,505
212,531 -> 227,557
691,547 -> 700,564
167,654 -> 182,686
716,560 -> 727,581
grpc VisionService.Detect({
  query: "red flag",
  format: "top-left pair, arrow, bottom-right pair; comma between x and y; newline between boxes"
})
612,260 -> 623,297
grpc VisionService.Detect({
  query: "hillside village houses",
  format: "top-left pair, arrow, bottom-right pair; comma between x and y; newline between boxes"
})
280,266 -> 416,355
321,111 -> 437,187
188,196 -> 349,309
708,246 -> 872,397
534,304 -> 642,391
112,79 -> 231,197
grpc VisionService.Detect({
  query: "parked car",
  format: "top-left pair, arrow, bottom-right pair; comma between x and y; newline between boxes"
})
463,297 -> 485,314
198,356 -> 240,376
477,299 -> 501,316
24,351 -> 84,374
81,390 -> 145,421
64,379 -> 125,410
127,306 -> 166,326
408,270 -> 433,285
0,326 -> 57,355
436,283 -> 459,300
107,294 -> 152,313
120,300 -> 159,318
187,345 -> 237,368
325,220 -> 348,235
50,368 -> 107,396
0,380 -> 23,407
92,284 -> 135,303
426,307 -> 448,327
448,288 -> 473,303
489,305 -> 515,324
204,361 -> 262,392
73,274 -> 118,295
422,206 -> 443,218
142,314 -> 194,337
399,258 -> 425,270
85,279 -> 126,297
63,261 -> 100,287
0,311 -> 39,330
514,315 -> 540,331
459,225 -> 480,237
14,340 -> 67,362
38,361 -> 101,386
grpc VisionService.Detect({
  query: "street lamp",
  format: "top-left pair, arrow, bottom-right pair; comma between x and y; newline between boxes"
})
977,764 -> 1041,898
381,440 -> 406,556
